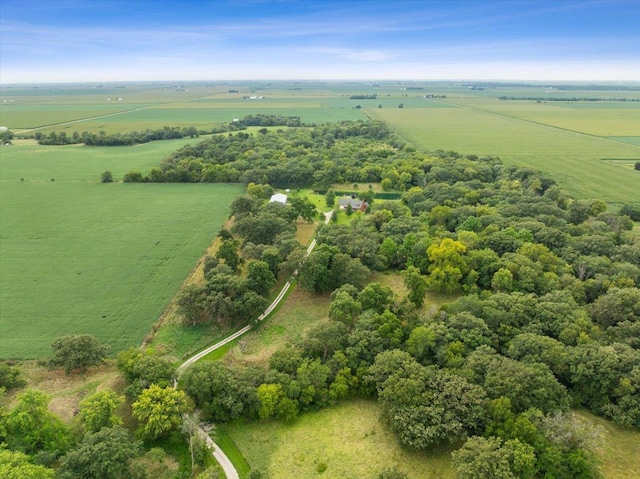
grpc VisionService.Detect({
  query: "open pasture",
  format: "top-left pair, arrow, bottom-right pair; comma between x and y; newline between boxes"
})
226,401 -> 640,479
0,140 -> 243,359
226,399 -> 455,479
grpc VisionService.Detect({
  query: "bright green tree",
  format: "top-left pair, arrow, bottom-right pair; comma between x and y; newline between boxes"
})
0,449 -> 54,479
426,238 -> 467,293
4,389 -> 71,455
132,385 -> 190,440
257,383 -> 286,420
78,390 -> 123,432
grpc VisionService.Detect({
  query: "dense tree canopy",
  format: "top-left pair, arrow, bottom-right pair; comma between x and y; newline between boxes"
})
57,426 -> 143,479
160,120 -> 638,478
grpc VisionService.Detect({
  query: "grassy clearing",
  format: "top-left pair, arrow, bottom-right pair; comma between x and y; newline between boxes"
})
225,398 -> 640,479
0,142 -> 243,359
225,399 -> 455,479
574,410 -> 640,479
225,289 -> 330,368
4,361 -> 124,421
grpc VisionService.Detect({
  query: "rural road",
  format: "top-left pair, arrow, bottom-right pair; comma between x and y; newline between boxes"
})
177,210 -> 332,479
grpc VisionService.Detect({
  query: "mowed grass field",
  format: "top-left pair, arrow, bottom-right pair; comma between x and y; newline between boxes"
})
226,399 -> 455,479
368,96 -> 640,206
226,401 -> 640,479
0,140 -> 243,359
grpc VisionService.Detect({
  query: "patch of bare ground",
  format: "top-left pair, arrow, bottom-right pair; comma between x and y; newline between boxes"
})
5,361 -> 122,422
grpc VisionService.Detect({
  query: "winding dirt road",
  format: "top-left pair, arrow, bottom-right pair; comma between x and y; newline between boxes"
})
177,211 -> 332,478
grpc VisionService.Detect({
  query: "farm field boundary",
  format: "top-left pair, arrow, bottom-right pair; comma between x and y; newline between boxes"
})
0,140 -> 243,359
368,102 -> 640,206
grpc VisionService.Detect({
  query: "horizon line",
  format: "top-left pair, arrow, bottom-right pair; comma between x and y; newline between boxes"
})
2,78 -> 640,86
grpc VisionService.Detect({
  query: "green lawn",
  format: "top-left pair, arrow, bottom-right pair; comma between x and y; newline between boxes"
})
225,399 -> 455,479
0,141 -> 243,359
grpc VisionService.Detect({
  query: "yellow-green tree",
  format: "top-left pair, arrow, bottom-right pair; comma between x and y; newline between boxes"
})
0,449 -> 54,479
78,390 -> 123,433
132,385 -> 190,440
426,238 -> 467,293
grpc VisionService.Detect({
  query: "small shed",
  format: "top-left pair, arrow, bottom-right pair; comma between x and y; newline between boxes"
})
269,193 -> 288,205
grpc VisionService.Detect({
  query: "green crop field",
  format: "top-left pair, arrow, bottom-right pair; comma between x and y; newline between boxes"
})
0,82 -> 368,135
0,140 -> 243,359
226,399 -> 455,479
368,96 -> 640,206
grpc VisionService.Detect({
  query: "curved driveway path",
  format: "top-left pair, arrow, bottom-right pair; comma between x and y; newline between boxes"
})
177,210 -> 332,479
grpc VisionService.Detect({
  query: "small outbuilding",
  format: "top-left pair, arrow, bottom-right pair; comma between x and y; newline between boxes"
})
269,193 -> 288,205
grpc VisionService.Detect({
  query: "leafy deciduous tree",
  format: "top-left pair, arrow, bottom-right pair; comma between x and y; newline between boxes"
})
4,389 -> 71,455
0,449 -> 54,479
58,426 -> 143,479
452,436 -> 536,479
48,334 -> 109,375
132,385 -> 190,440
402,265 -> 428,307
78,390 -> 123,432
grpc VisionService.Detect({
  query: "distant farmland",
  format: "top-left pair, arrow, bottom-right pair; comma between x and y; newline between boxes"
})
0,140 -> 243,359
0,83 -> 367,134
368,95 -> 640,206
2,80 -> 639,357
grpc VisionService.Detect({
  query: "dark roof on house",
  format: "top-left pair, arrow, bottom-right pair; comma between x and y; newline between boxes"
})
338,198 -> 366,210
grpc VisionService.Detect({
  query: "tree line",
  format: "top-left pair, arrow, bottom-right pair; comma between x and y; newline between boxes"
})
122,120 -> 415,188
32,114 -> 304,147
35,126 -> 201,146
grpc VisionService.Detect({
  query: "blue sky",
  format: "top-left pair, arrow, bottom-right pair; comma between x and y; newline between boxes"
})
1,0 -> 638,83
